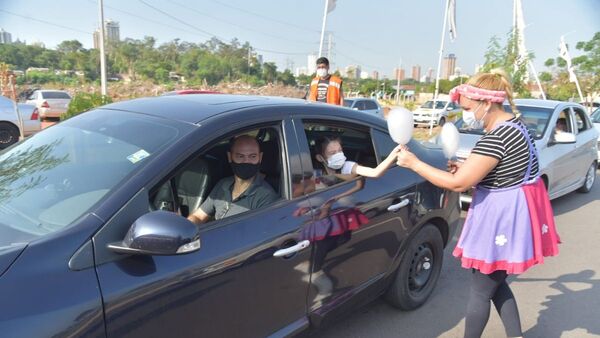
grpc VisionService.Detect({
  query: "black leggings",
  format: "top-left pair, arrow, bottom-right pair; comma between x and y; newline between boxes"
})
464,269 -> 523,338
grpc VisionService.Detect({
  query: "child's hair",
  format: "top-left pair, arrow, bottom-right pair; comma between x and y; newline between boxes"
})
315,135 -> 342,157
468,68 -> 518,115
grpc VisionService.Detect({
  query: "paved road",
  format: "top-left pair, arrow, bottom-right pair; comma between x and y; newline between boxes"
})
316,170 -> 600,338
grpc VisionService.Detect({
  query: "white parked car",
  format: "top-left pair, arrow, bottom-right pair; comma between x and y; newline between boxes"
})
0,95 -> 41,149
25,90 -> 72,120
591,107 -> 600,162
439,99 -> 598,204
413,99 -> 461,127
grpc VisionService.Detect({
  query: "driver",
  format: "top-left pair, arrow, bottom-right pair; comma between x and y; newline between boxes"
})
187,135 -> 278,224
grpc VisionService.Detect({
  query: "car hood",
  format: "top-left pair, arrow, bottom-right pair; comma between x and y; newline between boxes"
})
0,243 -> 27,278
414,108 -> 440,114
451,133 -> 480,159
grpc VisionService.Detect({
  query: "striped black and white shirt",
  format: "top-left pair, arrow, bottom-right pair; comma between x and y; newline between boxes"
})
317,78 -> 330,102
471,117 -> 540,189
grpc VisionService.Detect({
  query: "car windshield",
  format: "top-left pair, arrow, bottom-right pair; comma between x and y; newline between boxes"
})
591,108 -> 600,123
420,100 -> 446,109
455,105 -> 553,139
0,109 -> 181,246
343,99 -> 355,107
42,91 -> 71,99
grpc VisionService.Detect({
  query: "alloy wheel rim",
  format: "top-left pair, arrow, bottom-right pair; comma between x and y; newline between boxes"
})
586,164 -> 595,189
0,130 -> 13,144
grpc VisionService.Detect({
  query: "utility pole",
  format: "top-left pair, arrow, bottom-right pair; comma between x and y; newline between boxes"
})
98,0 -> 107,96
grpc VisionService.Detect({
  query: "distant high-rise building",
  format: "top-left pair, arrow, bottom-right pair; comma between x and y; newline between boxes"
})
442,54 -> 457,80
0,29 -> 12,44
344,65 -> 360,79
93,20 -> 120,49
427,67 -> 434,81
411,65 -> 421,81
360,71 -> 369,80
393,67 -> 405,81
371,70 -> 379,80
307,54 -> 317,75
105,20 -> 120,42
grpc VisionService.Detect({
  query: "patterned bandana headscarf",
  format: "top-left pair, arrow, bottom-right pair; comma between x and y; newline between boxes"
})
449,84 -> 507,103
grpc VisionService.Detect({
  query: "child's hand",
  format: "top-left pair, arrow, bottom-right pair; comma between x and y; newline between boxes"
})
447,160 -> 461,174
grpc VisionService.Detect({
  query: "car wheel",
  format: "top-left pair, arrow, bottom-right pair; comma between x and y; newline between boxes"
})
438,117 -> 446,126
384,224 -> 444,310
577,162 -> 597,193
0,122 -> 19,149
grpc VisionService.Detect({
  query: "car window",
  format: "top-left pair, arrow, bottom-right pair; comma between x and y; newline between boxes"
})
572,108 -> 590,132
42,91 -> 71,99
364,100 -> 378,110
372,129 -> 397,162
149,125 -> 283,225
592,108 -> 600,123
302,120 -> 377,190
420,100 -> 446,109
353,100 -> 366,110
0,110 -> 181,245
343,99 -> 355,108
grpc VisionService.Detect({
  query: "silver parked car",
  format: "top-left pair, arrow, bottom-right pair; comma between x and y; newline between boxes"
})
25,89 -> 72,120
0,95 -> 42,149
343,98 -> 383,116
592,107 -> 600,162
446,99 -> 598,203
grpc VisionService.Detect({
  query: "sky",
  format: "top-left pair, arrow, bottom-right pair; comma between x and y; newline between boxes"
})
1,0 -> 599,78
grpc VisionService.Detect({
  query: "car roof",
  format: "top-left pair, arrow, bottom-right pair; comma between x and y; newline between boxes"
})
512,98 -> 578,109
101,94 -> 384,126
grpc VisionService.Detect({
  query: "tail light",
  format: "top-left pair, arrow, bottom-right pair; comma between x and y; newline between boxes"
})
30,108 -> 39,120
41,101 -> 50,108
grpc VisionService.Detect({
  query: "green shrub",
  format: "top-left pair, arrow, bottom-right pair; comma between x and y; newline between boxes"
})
61,92 -> 112,120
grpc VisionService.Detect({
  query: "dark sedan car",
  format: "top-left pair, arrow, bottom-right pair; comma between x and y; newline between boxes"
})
0,95 -> 460,337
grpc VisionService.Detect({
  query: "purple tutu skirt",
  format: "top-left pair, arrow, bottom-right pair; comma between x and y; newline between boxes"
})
453,178 -> 560,275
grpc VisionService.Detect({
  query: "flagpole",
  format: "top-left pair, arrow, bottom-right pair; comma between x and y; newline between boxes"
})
431,0 -> 450,136
318,0 -> 329,57
573,71 -> 584,103
528,61 -> 546,100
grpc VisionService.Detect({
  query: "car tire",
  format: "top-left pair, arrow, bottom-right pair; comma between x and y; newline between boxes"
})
0,122 -> 20,149
384,224 -> 444,311
577,162 -> 597,193
438,117 -> 446,126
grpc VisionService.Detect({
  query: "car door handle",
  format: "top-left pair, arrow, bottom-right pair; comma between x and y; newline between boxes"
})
387,199 -> 410,212
273,240 -> 311,257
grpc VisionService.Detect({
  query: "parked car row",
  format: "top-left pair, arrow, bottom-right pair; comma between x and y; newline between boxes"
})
439,99 -> 598,205
592,107 -> 600,162
0,94 -> 460,337
0,95 -> 41,149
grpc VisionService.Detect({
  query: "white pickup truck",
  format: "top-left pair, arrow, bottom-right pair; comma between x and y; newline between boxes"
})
0,95 -> 42,149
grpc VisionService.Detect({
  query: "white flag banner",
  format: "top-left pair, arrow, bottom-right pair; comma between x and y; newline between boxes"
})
559,37 -> 577,83
514,0 -> 527,64
448,0 -> 457,41
327,0 -> 337,13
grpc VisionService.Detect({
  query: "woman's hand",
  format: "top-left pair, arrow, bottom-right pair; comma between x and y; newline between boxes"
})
447,160 -> 462,174
396,146 -> 419,169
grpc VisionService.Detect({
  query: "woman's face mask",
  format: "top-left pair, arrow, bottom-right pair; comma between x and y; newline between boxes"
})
327,152 -> 346,170
462,101 -> 486,129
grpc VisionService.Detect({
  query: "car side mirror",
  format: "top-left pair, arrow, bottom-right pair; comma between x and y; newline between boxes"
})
446,107 -> 453,111
550,131 -> 576,145
108,210 -> 201,256
353,107 -> 359,110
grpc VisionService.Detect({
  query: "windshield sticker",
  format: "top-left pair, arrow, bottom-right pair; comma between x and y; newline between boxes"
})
127,149 -> 150,164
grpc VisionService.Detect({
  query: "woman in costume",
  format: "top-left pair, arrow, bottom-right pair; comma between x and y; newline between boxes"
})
395,69 -> 560,338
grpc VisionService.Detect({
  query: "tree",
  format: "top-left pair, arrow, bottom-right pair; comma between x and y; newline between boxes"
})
262,62 -> 277,83
481,30 -> 532,98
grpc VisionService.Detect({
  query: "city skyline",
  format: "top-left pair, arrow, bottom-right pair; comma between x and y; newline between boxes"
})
1,0 -> 598,78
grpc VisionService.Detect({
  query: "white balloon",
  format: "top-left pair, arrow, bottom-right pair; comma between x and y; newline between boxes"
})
387,108 -> 414,145
440,122 -> 460,159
